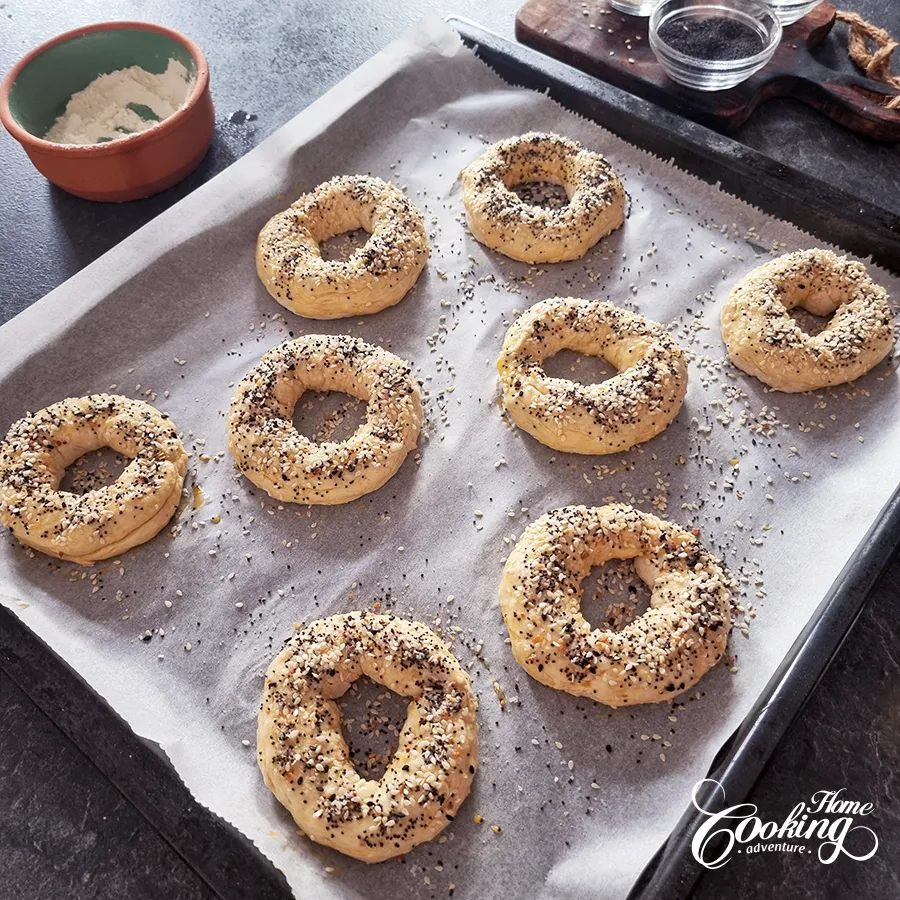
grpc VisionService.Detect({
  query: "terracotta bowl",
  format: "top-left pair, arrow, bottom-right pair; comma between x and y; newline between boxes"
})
0,21 -> 214,202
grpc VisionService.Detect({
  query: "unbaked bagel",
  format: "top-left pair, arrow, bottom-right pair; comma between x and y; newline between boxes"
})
256,175 -> 430,319
258,611 -> 478,863
227,335 -> 422,504
497,298 -> 688,454
0,394 -> 187,565
499,505 -> 732,707
460,132 -> 625,263
721,249 -> 895,392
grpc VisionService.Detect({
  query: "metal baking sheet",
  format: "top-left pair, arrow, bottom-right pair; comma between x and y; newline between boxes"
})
4,14 -> 896,895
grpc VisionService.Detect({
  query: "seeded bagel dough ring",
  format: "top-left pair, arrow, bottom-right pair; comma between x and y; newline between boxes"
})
499,505 -> 732,707
256,175 -> 430,319
227,335 -> 422,505
0,394 -> 187,566
721,249 -> 895,392
497,298 -> 688,455
460,132 -> 626,263
258,611 -> 478,863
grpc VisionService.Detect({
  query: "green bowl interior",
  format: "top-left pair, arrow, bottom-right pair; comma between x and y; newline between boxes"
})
9,28 -> 196,139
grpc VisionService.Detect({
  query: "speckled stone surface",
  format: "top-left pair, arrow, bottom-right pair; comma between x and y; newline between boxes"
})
0,1 -> 898,898
0,671 -> 217,900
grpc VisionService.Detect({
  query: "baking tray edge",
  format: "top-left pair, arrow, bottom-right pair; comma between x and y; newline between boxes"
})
447,15 -> 900,272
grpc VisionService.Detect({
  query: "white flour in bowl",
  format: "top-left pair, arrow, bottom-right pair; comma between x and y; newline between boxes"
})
44,58 -> 195,145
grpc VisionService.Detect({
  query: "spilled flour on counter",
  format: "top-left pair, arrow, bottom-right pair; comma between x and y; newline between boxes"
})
44,58 -> 194,145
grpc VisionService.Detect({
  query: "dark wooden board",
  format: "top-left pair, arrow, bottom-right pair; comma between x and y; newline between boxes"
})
516,0 -> 900,140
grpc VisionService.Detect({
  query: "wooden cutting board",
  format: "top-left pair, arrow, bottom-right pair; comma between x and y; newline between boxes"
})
515,1 -> 900,140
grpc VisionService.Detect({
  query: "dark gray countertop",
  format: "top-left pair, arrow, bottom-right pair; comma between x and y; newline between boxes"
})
1,1 -> 898,898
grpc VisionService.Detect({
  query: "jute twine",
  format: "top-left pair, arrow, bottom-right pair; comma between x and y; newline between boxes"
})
835,10 -> 900,109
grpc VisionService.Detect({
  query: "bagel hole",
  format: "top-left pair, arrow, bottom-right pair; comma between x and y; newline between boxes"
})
292,391 -> 366,443
788,306 -> 832,336
511,180 -> 570,210
543,349 -> 617,384
59,448 -> 128,495
318,228 -> 370,263
580,558 -> 652,632
337,676 -> 406,781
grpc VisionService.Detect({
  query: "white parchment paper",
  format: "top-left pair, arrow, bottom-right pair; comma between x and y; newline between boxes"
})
2,17 -> 898,899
